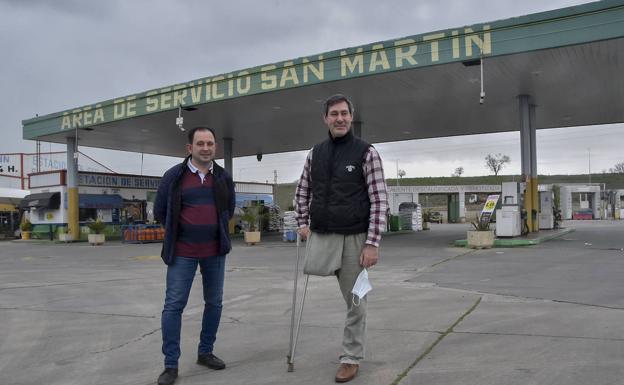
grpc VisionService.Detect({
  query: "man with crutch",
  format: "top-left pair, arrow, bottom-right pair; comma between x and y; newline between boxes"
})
293,94 -> 388,383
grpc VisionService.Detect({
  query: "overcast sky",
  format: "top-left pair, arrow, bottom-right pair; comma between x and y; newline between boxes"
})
2,0 -> 622,184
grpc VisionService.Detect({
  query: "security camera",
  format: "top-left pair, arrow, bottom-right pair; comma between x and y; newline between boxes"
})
176,116 -> 185,131
256,153 -> 263,162
479,91 -> 485,105
176,105 -> 185,131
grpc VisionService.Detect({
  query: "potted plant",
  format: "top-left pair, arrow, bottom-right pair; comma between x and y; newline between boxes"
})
467,215 -> 495,249
58,228 -> 73,243
20,219 -> 33,240
87,219 -> 107,246
241,206 -> 262,245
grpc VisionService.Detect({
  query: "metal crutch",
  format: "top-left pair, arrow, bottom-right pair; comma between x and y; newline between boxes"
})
287,233 -> 310,372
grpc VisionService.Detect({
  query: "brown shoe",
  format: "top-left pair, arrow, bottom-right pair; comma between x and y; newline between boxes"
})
335,363 -> 359,383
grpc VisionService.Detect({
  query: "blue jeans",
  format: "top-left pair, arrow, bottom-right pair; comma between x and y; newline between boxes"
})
162,255 -> 225,368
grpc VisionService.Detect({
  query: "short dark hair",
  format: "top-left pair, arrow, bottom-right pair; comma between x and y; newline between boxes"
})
323,94 -> 354,116
187,126 -> 217,144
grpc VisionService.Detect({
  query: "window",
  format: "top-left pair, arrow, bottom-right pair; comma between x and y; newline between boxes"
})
79,208 -> 98,222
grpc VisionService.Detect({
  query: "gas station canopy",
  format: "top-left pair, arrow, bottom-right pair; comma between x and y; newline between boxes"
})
22,0 -> 624,160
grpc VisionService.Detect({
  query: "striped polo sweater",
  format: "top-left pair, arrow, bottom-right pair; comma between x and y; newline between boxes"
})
174,168 -> 220,257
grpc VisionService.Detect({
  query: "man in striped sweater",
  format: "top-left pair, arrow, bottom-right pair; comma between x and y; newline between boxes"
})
154,127 -> 235,385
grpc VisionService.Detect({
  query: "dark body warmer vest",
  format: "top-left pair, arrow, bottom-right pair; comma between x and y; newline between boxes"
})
310,129 -> 371,234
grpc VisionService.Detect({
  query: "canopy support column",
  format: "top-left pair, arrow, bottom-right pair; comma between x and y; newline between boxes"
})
459,192 -> 466,222
519,95 -> 539,232
353,121 -> 362,138
223,137 -> 233,176
66,137 -> 79,240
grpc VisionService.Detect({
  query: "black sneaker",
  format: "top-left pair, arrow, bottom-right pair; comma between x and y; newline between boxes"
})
197,353 -> 226,370
157,368 -> 178,385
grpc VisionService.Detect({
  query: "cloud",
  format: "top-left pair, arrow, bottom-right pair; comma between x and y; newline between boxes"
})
1,0 -> 621,184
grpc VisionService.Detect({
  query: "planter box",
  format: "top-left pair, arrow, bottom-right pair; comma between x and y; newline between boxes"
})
244,231 -> 261,245
59,233 -> 74,243
88,233 -> 106,246
467,230 -> 495,249
21,231 -> 31,240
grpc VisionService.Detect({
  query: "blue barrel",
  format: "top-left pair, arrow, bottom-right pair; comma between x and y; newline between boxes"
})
283,230 -> 297,242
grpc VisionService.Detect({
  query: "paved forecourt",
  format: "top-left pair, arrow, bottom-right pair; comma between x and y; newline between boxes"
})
1,220 -> 623,385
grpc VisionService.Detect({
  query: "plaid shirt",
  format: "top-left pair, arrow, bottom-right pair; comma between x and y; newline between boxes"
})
295,145 -> 388,247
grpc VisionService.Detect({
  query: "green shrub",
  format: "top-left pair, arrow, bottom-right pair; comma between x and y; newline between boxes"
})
20,219 -> 33,232
87,219 -> 107,234
241,206 -> 260,232
471,215 -> 491,231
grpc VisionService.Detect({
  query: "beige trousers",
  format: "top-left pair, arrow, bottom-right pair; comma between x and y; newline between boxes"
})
306,232 -> 367,364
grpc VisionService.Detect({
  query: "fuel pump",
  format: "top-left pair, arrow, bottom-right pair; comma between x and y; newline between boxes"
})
495,182 -> 525,237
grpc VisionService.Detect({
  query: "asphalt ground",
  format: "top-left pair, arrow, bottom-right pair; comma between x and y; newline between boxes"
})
1,220 -> 623,385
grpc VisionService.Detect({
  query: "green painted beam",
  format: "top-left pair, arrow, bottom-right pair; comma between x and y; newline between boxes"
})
23,0 -> 624,140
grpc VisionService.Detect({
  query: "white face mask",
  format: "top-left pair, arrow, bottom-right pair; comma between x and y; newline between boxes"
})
351,268 -> 372,306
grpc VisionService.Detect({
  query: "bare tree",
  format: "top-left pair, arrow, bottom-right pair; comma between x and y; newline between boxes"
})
397,169 -> 406,179
609,161 -> 624,174
452,166 -> 464,177
484,153 -> 510,176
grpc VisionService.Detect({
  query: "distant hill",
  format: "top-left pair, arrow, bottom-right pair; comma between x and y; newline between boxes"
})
274,173 -> 624,210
